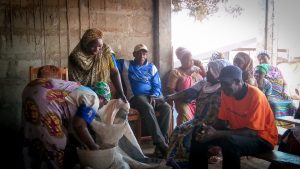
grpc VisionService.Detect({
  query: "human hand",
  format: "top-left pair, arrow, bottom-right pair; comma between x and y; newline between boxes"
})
195,124 -> 217,143
154,97 -> 166,105
149,96 -> 156,107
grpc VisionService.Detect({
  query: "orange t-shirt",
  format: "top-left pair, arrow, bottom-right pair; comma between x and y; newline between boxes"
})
218,85 -> 278,147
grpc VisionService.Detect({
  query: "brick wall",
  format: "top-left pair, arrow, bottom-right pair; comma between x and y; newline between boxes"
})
0,0 -> 172,131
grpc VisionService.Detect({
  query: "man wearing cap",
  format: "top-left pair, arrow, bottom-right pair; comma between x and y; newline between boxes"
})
188,65 -> 278,169
116,44 -> 171,157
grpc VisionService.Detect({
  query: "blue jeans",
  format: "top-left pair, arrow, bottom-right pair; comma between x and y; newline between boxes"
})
188,131 -> 273,169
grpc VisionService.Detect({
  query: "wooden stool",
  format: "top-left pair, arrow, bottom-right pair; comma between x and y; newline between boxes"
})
128,108 -> 142,142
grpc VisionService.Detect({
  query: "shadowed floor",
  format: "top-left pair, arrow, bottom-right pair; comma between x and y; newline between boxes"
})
140,140 -> 271,169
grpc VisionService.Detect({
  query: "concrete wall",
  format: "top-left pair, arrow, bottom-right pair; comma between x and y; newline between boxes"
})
0,0 -> 172,132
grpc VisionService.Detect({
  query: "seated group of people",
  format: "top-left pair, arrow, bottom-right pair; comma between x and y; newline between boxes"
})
164,48 -> 299,169
21,28 -> 298,169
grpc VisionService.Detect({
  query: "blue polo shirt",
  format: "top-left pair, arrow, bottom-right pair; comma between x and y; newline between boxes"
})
116,59 -> 162,100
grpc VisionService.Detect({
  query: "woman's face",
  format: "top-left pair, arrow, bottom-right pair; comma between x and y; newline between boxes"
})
254,70 -> 265,80
99,96 -> 108,108
233,58 -> 245,70
258,55 -> 270,64
86,38 -> 103,55
180,54 -> 194,69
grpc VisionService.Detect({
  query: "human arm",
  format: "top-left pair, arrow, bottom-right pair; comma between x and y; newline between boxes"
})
73,115 -> 99,150
196,126 -> 257,143
193,59 -> 206,77
110,55 -> 127,103
164,80 -> 206,102
166,70 -> 179,106
265,79 -> 272,98
110,67 -> 127,102
148,68 -> 162,106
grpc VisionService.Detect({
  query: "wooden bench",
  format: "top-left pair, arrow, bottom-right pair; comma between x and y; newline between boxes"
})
249,127 -> 300,168
253,150 -> 300,168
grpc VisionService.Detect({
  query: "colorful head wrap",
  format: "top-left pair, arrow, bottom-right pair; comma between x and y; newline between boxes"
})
175,47 -> 192,60
93,81 -> 111,101
256,64 -> 269,75
210,51 -> 224,61
233,52 -> 254,84
207,59 -> 231,80
81,28 -> 103,50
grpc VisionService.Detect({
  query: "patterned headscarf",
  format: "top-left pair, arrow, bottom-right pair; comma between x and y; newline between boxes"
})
203,59 -> 231,93
80,28 -> 103,51
207,59 -> 231,80
93,81 -> 111,101
68,28 -> 115,86
209,51 -> 224,61
256,64 -> 270,75
233,52 -> 256,86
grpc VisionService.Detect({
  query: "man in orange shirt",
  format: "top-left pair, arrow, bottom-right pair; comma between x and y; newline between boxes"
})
188,65 -> 278,169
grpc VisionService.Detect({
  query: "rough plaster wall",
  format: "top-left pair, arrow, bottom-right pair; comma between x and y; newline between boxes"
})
0,0 -> 172,132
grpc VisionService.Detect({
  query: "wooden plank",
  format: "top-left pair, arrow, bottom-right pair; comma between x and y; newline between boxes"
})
276,116 -> 300,125
254,150 -> 300,168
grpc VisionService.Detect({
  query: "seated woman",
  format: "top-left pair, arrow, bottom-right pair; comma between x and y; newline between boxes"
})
233,52 -> 257,86
257,51 -> 296,126
254,64 -> 272,98
167,47 -> 203,125
163,59 -> 231,169
209,51 -> 225,61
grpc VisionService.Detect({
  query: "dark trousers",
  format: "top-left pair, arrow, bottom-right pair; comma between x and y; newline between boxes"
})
130,95 -> 171,145
188,133 -> 273,169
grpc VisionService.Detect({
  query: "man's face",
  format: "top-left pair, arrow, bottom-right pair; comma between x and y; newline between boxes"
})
133,50 -> 148,65
220,80 -> 240,96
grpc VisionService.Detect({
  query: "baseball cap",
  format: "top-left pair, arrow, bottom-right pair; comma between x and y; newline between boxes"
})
133,44 -> 148,52
219,65 -> 243,82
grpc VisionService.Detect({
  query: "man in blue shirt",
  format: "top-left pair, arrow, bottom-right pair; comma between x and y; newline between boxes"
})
117,44 -> 171,157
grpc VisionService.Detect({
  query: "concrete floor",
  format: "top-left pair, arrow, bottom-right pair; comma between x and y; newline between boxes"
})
140,141 -> 271,169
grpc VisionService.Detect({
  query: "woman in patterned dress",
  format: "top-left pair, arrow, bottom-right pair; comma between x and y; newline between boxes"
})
22,79 -> 111,169
68,28 -> 126,102
167,48 -> 203,125
164,59 -> 231,169
257,51 -> 296,126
